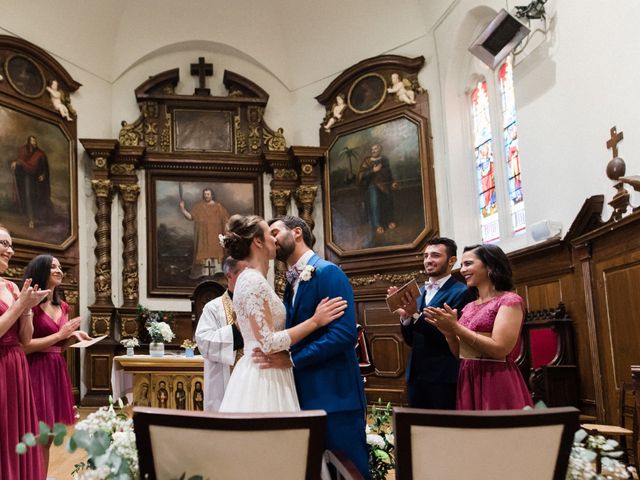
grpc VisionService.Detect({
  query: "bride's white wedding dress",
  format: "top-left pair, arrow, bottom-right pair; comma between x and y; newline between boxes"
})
218,268 -> 300,412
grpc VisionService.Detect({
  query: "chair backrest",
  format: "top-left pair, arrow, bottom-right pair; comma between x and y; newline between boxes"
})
190,279 -> 225,329
133,407 -> 327,480
393,406 -> 580,480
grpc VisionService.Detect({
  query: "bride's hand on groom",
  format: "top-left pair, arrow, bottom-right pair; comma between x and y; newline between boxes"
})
312,297 -> 348,328
252,348 -> 292,369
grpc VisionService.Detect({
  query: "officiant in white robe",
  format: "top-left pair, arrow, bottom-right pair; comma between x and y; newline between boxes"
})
195,257 -> 247,411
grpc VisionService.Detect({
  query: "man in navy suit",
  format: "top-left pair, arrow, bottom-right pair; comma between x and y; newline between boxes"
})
252,216 -> 370,479
390,237 -> 470,409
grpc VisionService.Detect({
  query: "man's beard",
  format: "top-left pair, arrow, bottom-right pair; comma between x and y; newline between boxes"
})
275,235 -> 295,263
426,264 -> 448,278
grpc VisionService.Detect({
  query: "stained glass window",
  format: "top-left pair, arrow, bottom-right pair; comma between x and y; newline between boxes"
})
471,80 -> 499,243
499,58 -> 525,234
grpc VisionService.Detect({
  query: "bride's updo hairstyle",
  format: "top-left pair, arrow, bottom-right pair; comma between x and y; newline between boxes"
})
221,214 -> 264,260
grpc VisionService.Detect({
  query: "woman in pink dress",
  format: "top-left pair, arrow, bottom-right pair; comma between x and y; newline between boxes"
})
23,254 -> 90,473
0,225 -> 48,479
425,244 -> 533,410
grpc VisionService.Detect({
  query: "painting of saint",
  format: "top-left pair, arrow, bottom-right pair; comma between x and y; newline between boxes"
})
0,104 -> 74,248
174,110 -> 232,152
326,116 -> 426,253
149,175 -> 258,296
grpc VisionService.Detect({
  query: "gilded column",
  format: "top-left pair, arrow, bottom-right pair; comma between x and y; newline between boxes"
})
91,179 -> 114,307
270,187 -> 292,297
118,184 -> 140,307
294,185 -> 319,231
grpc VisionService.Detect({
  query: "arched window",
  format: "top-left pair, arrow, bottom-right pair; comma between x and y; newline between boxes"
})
469,56 -> 525,243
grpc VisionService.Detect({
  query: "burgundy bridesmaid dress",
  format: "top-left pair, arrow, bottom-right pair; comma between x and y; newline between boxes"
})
456,291 -> 533,410
28,301 -> 76,427
0,284 -> 44,480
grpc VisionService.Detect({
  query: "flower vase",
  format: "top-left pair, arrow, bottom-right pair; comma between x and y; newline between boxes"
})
126,346 -> 134,357
184,347 -> 194,358
149,342 -> 164,358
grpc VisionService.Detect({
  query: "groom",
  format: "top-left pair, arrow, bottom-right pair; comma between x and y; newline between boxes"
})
253,215 -> 370,479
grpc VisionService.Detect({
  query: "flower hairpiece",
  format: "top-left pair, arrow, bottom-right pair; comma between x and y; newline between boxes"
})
218,234 -> 227,248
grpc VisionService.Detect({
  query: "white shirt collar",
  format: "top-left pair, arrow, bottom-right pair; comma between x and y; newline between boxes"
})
426,274 -> 451,289
293,250 -> 315,271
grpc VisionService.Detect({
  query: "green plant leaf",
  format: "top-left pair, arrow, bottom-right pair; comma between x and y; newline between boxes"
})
22,432 -> 36,447
38,421 -> 50,444
15,443 -> 27,455
67,435 -> 77,453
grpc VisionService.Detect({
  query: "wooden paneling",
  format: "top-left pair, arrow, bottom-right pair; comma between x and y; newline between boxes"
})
358,300 -> 409,404
525,280 -> 562,311
602,263 -> 640,389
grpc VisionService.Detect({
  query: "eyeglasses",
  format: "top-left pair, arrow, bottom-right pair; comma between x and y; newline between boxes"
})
0,240 -> 13,249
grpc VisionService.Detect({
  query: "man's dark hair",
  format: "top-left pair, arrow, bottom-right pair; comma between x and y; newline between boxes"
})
268,215 -> 315,248
426,237 -> 458,259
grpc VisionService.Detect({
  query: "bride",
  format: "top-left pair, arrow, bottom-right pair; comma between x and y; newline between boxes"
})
218,214 -> 347,412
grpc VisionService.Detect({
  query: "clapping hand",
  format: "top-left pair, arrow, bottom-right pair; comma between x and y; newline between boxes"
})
18,279 -> 50,309
59,316 -> 81,339
69,329 -> 92,342
424,303 -> 458,335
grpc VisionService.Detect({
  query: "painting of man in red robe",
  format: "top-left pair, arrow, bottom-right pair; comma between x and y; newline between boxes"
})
11,135 -> 54,228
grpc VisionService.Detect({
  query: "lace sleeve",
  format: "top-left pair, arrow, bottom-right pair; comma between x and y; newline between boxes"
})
235,270 -> 291,354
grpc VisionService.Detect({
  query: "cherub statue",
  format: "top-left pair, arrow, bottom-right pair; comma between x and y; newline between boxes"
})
323,94 -> 347,132
387,73 -> 416,105
46,80 -> 73,121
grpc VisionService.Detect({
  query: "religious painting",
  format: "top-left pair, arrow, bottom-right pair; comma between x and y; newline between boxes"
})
172,376 -> 189,410
324,114 -> 428,254
0,102 -> 75,249
191,377 -> 205,411
147,171 -> 261,296
152,376 -> 172,409
174,109 -> 233,152
4,54 -> 46,98
133,375 -> 152,407
348,73 -> 387,114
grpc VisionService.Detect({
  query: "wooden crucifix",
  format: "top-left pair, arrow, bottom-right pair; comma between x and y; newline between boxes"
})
190,57 -> 213,96
606,126 -> 624,158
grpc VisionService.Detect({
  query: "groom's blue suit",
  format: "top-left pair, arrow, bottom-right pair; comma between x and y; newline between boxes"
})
284,253 -> 370,479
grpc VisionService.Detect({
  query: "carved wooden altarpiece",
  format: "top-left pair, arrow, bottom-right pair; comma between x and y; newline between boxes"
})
0,35 -> 82,400
81,62 -> 323,404
316,55 -> 438,404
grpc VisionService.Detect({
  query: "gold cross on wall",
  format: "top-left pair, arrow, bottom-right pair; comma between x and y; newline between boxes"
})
606,126 -> 624,158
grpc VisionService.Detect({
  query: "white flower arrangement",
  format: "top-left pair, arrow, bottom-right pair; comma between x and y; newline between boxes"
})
566,429 -> 635,479
146,321 -> 175,343
299,265 -> 315,282
218,233 -> 227,248
120,338 -> 139,348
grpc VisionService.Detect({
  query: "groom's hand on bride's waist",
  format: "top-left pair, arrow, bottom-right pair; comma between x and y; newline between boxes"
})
252,348 -> 293,369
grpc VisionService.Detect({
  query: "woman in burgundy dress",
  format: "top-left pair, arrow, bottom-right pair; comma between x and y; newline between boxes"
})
23,254 -> 90,473
0,225 -> 48,479
425,244 -> 533,410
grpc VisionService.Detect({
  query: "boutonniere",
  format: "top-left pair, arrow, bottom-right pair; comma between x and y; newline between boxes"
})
299,265 -> 315,282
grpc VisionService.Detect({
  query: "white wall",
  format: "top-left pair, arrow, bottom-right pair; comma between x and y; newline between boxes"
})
3,0 -> 640,313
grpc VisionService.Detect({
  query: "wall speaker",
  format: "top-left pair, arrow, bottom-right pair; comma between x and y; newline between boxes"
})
469,9 -> 530,69
530,220 -> 562,242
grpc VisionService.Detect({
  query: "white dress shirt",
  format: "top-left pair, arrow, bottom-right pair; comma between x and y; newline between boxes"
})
290,249 -> 315,305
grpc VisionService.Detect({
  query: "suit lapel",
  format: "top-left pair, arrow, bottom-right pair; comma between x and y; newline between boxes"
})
290,254 -> 320,323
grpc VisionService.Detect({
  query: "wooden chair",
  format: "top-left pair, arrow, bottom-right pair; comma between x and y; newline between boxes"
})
517,303 -> 579,407
581,382 -> 638,467
133,407 -> 327,479
190,279 -> 225,331
393,406 -> 580,480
